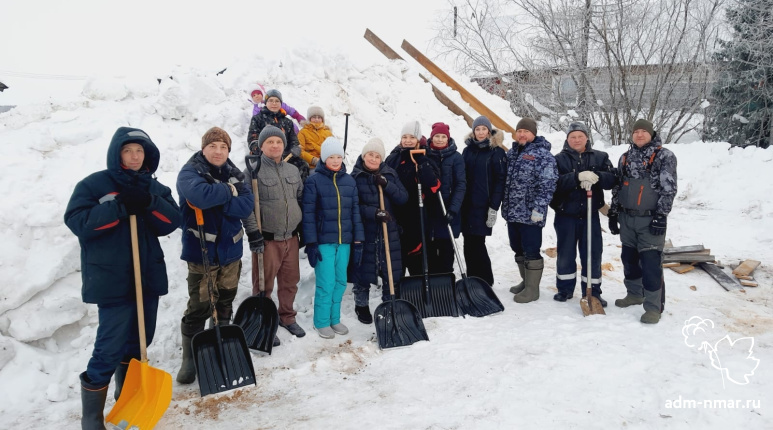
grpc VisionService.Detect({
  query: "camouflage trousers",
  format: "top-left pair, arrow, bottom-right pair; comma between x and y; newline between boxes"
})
182,259 -> 242,328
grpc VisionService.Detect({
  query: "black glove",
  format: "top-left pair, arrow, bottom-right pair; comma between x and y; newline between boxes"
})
306,243 -> 322,268
375,209 -> 392,223
233,181 -> 250,196
249,141 -> 262,156
247,231 -> 264,254
373,173 -> 388,187
649,214 -> 667,236
445,211 -> 455,224
608,214 -> 620,235
353,242 -> 364,266
119,186 -> 151,215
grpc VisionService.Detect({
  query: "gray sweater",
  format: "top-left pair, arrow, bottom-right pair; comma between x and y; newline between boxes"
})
242,155 -> 303,241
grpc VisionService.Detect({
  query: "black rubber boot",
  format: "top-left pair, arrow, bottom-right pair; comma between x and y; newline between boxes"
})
509,256 -> 527,294
113,361 -> 129,400
553,291 -> 573,302
355,305 -> 373,324
177,321 -> 201,384
80,372 -> 107,430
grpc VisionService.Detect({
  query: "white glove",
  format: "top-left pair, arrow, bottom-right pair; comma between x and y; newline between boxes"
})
578,171 -> 599,184
227,183 -> 238,197
531,209 -> 544,222
485,208 -> 498,228
580,180 -> 593,191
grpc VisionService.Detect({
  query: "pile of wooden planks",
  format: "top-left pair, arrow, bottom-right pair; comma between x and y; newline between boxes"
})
661,244 -> 715,274
732,259 -> 760,287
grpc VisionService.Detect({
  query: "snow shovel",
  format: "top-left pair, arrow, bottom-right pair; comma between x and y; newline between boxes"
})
374,184 -> 429,349
188,203 -> 257,396
234,154 -> 279,354
398,149 -> 459,318
106,215 -> 172,429
436,194 -> 504,317
580,189 -> 606,316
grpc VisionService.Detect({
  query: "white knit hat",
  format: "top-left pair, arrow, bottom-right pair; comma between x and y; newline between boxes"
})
361,138 -> 386,160
401,120 -> 421,139
307,106 -> 325,120
320,137 -> 345,162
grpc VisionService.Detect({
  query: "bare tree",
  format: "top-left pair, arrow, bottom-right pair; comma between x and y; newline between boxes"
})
432,0 -> 725,145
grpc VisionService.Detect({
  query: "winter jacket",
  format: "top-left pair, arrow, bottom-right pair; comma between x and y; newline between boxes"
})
177,152 -> 254,266
247,106 -> 309,181
348,156 -> 408,286
427,138 -> 466,238
64,127 -> 180,305
297,122 -> 333,169
302,162 -> 364,245
384,144 -> 442,251
242,155 -> 304,241
249,84 -> 305,131
550,141 -> 616,218
460,129 -> 508,236
502,135 -> 558,227
609,134 -> 678,217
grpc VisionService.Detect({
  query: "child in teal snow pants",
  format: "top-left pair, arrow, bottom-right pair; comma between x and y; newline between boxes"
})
302,137 -> 365,339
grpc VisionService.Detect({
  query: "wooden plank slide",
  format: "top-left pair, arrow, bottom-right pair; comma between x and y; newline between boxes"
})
698,263 -> 745,292
363,29 -> 475,127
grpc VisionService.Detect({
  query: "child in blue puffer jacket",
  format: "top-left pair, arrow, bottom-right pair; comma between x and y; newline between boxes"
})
302,138 -> 365,339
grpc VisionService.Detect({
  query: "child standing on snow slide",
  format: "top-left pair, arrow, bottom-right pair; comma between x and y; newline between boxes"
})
302,137 -> 364,339
64,127 -> 181,429
348,138 -> 408,324
297,105 -> 333,171
249,83 -> 306,134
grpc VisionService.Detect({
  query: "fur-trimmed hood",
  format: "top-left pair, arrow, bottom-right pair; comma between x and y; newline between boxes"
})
464,128 -> 507,151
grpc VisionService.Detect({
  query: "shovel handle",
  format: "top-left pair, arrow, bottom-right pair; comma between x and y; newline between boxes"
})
378,185 -> 396,297
409,149 -> 425,168
129,215 -> 149,364
250,178 -> 266,293
187,201 -> 219,325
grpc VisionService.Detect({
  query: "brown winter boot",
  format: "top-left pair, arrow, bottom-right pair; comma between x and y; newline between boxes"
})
615,277 -> 645,308
509,256 -> 526,294
514,258 -> 543,303
640,288 -> 663,324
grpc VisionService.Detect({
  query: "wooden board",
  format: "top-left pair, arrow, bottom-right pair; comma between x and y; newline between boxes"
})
732,259 -> 761,277
670,264 -> 695,274
663,245 -> 707,255
663,253 -> 715,263
698,263 -> 745,292
735,274 -> 754,280
739,279 -> 759,287
662,262 -> 681,268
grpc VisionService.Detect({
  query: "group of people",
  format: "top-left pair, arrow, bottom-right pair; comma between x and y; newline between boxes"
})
65,85 -> 677,428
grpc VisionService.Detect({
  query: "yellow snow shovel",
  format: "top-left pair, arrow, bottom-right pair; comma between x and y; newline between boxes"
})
106,215 -> 172,428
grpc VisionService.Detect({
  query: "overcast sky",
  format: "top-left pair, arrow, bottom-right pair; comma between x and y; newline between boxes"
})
0,0 -> 452,105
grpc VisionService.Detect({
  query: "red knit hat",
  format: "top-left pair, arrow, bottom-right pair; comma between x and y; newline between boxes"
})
429,122 -> 451,141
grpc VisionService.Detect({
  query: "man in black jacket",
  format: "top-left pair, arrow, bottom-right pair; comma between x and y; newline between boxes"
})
549,122 -> 616,306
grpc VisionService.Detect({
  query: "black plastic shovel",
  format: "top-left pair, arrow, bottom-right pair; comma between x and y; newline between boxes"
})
436,194 -> 505,317
398,149 -> 459,318
234,154 -> 280,353
374,184 -> 429,349
188,203 -> 256,397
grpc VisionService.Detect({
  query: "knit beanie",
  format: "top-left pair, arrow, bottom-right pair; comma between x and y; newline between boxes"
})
307,106 -> 325,120
472,116 -> 493,132
265,89 -> 282,103
632,119 -> 654,137
361,137 -> 386,160
516,118 -> 538,136
429,122 -> 451,141
201,127 -> 232,151
320,137 -> 345,162
566,121 -> 589,138
258,125 -> 287,148
401,120 -> 422,138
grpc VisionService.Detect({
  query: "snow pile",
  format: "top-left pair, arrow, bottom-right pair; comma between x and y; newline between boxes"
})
0,46 -> 770,428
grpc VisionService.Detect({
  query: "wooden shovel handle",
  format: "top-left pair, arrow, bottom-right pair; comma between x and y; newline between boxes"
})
129,215 -> 148,363
378,185 -> 395,296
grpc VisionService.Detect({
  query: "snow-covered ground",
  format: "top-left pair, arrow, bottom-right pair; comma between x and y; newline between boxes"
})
0,47 -> 771,429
